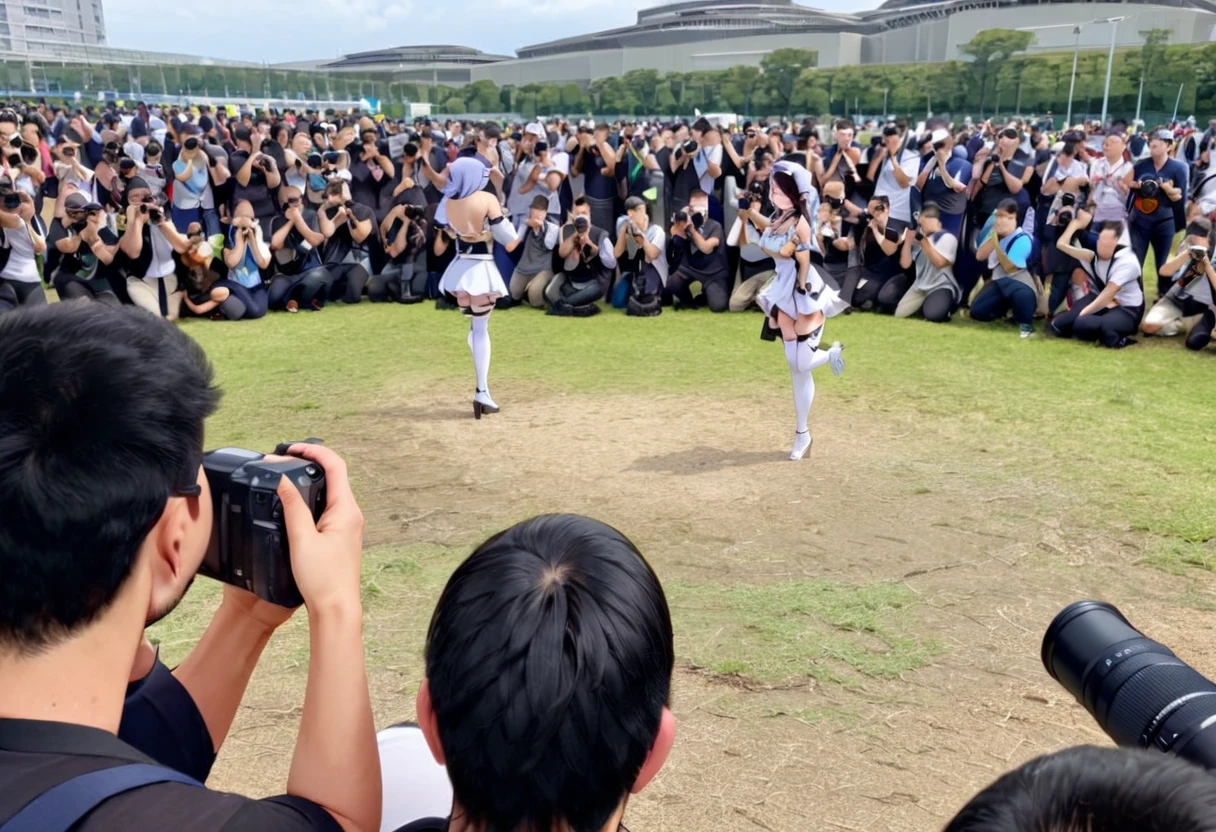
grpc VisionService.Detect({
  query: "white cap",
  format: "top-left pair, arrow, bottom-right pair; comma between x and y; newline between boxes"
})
930,128 -> 950,145
524,122 -> 546,139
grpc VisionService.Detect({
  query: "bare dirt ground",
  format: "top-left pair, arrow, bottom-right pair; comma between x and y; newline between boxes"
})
205,380 -> 1216,831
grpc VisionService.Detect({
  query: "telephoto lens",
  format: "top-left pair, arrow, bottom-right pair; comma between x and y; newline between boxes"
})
1042,600 -> 1216,768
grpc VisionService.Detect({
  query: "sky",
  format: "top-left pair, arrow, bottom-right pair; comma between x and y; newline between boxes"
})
103,0 -> 882,65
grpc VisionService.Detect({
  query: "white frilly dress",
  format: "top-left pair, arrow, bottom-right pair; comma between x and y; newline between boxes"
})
756,222 -> 849,321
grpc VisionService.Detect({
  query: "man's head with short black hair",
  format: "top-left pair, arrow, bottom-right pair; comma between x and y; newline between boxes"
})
417,514 -> 675,832
571,194 -> 591,220
0,304 -> 219,655
946,746 -> 1216,832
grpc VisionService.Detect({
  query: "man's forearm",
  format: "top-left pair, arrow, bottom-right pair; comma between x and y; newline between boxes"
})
172,602 -> 276,751
289,606 -> 380,832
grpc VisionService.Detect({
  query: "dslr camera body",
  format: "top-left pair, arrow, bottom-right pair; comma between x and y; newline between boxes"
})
1138,178 -> 1161,199
674,208 -> 705,230
1055,192 -> 1078,227
200,440 -> 327,607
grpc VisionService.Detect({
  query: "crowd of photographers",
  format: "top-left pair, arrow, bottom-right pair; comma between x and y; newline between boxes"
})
0,101 -> 1212,350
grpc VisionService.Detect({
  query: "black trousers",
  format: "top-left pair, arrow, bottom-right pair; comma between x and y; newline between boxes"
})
0,278 -> 46,313
1186,308 -> 1215,351
1050,294 -> 1142,347
368,263 -> 426,302
875,271 -> 912,315
851,271 -> 893,311
326,262 -> 371,304
669,270 -> 729,312
268,267 -> 332,310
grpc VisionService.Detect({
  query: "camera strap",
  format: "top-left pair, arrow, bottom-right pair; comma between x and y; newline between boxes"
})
0,764 -> 202,832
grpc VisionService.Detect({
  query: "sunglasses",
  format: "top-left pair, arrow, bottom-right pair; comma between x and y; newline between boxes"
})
283,197 -> 302,208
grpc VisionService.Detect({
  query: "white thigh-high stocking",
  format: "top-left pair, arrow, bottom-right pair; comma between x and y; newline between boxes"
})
784,340 -> 815,460
469,315 -> 493,403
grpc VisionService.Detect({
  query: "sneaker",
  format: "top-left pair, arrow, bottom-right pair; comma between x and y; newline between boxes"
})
1019,324 -> 1034,339
827,342 -> 845,377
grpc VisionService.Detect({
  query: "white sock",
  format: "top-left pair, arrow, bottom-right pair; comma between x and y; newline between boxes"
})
470,316 -> 491,393
784,341 -> 814,434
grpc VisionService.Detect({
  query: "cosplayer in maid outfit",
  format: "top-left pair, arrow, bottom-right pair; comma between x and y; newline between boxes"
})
757,160 -> 849,461
435,156 -> 519,419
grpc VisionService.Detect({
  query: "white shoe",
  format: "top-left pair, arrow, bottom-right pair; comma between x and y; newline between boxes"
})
828,342 -> 845,376
789,430 -> 812,461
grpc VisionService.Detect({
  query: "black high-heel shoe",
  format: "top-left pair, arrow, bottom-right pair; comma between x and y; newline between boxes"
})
473,390 -> 500,420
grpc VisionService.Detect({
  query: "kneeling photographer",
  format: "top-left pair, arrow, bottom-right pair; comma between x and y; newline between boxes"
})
612,195 -> 667,315
0,303 -> 380,832
546,195 -> 615,316
668,189 -> 729,312
46,193 -> 120,305
894,203 -> 959,322
369,198 -> 427,304
1052,212 -> 1144,348
1142,217 -> 1216,350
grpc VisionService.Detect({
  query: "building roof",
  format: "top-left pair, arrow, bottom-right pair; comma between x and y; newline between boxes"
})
517,0 -> 867,59
277,45 -> 512,71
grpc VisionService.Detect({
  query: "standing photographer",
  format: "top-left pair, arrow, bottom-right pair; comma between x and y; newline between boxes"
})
668,189 -> 729,312
571,123 -> 617,239
916,129 -> 971,238
0,302 -> 381,832
229,126 -> 281,236
867,124 -> 920,234
1141,217 -> 1216,350
546,195 -> 615,315
172,127 -> 222,238
1130,129 -> 1189,295
894,202 -> 959,322
1051,214 -> 1144,348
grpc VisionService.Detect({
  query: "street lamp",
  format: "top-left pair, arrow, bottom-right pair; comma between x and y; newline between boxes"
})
1018,15 -> 1133,127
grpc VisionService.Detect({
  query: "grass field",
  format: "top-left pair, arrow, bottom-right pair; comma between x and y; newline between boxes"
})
151,302 -> 1216,831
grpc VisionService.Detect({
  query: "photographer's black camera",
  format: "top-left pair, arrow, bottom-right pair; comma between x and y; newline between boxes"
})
260,138 -> 275,153
690,211 -> 705,230
1139,179 -> 1160,199
1056,192 -> 1077,226
184,136 -> 200,151
200,442 -> 327,607
1043,600 -> 1216,769
573,215 -> 590,233
403,203 -> 425,220
2,192 -> 20,211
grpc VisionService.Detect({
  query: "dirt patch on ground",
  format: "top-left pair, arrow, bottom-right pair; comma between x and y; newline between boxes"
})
207,381 -> 1214,831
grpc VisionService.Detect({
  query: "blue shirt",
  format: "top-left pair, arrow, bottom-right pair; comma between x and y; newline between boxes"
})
227,227 -> 262,289
1131,156 -> 1188,225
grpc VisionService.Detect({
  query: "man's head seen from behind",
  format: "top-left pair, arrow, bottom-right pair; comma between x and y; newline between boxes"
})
417,513 -> 676,832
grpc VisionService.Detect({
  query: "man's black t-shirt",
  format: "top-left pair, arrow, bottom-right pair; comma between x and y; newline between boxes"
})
270,209 -> 323,276
347,142 -> 390,212
45,220 -> 120,279
0,719 -> 339,831
321,202 -> 375,265
228,150 -> 276,219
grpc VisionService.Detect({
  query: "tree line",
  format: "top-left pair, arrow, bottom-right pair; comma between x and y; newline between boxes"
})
6,29 -> 1215,123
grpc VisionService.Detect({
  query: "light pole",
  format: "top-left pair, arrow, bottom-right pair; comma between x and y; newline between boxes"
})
1098,15 -> 1127,128
1066,26 -> 1080,126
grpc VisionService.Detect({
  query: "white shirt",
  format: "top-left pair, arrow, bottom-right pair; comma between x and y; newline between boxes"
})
1194,167 -> 1216,216
1089,156 -> 1132,221
1088,248 -> 1144,308
875,148 -> 921,223
694,144 -> 723,194
146,225 -> 176,279
0,219 -> 41,283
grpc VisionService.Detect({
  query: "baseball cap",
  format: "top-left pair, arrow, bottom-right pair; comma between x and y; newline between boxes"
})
524,122 -> 546,139
64,193 -> 102,211
930,128 -> 950,145
1154,129 -> 1175,142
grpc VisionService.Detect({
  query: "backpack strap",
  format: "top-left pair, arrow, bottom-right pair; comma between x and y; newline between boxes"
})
0,763 -> 202,832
